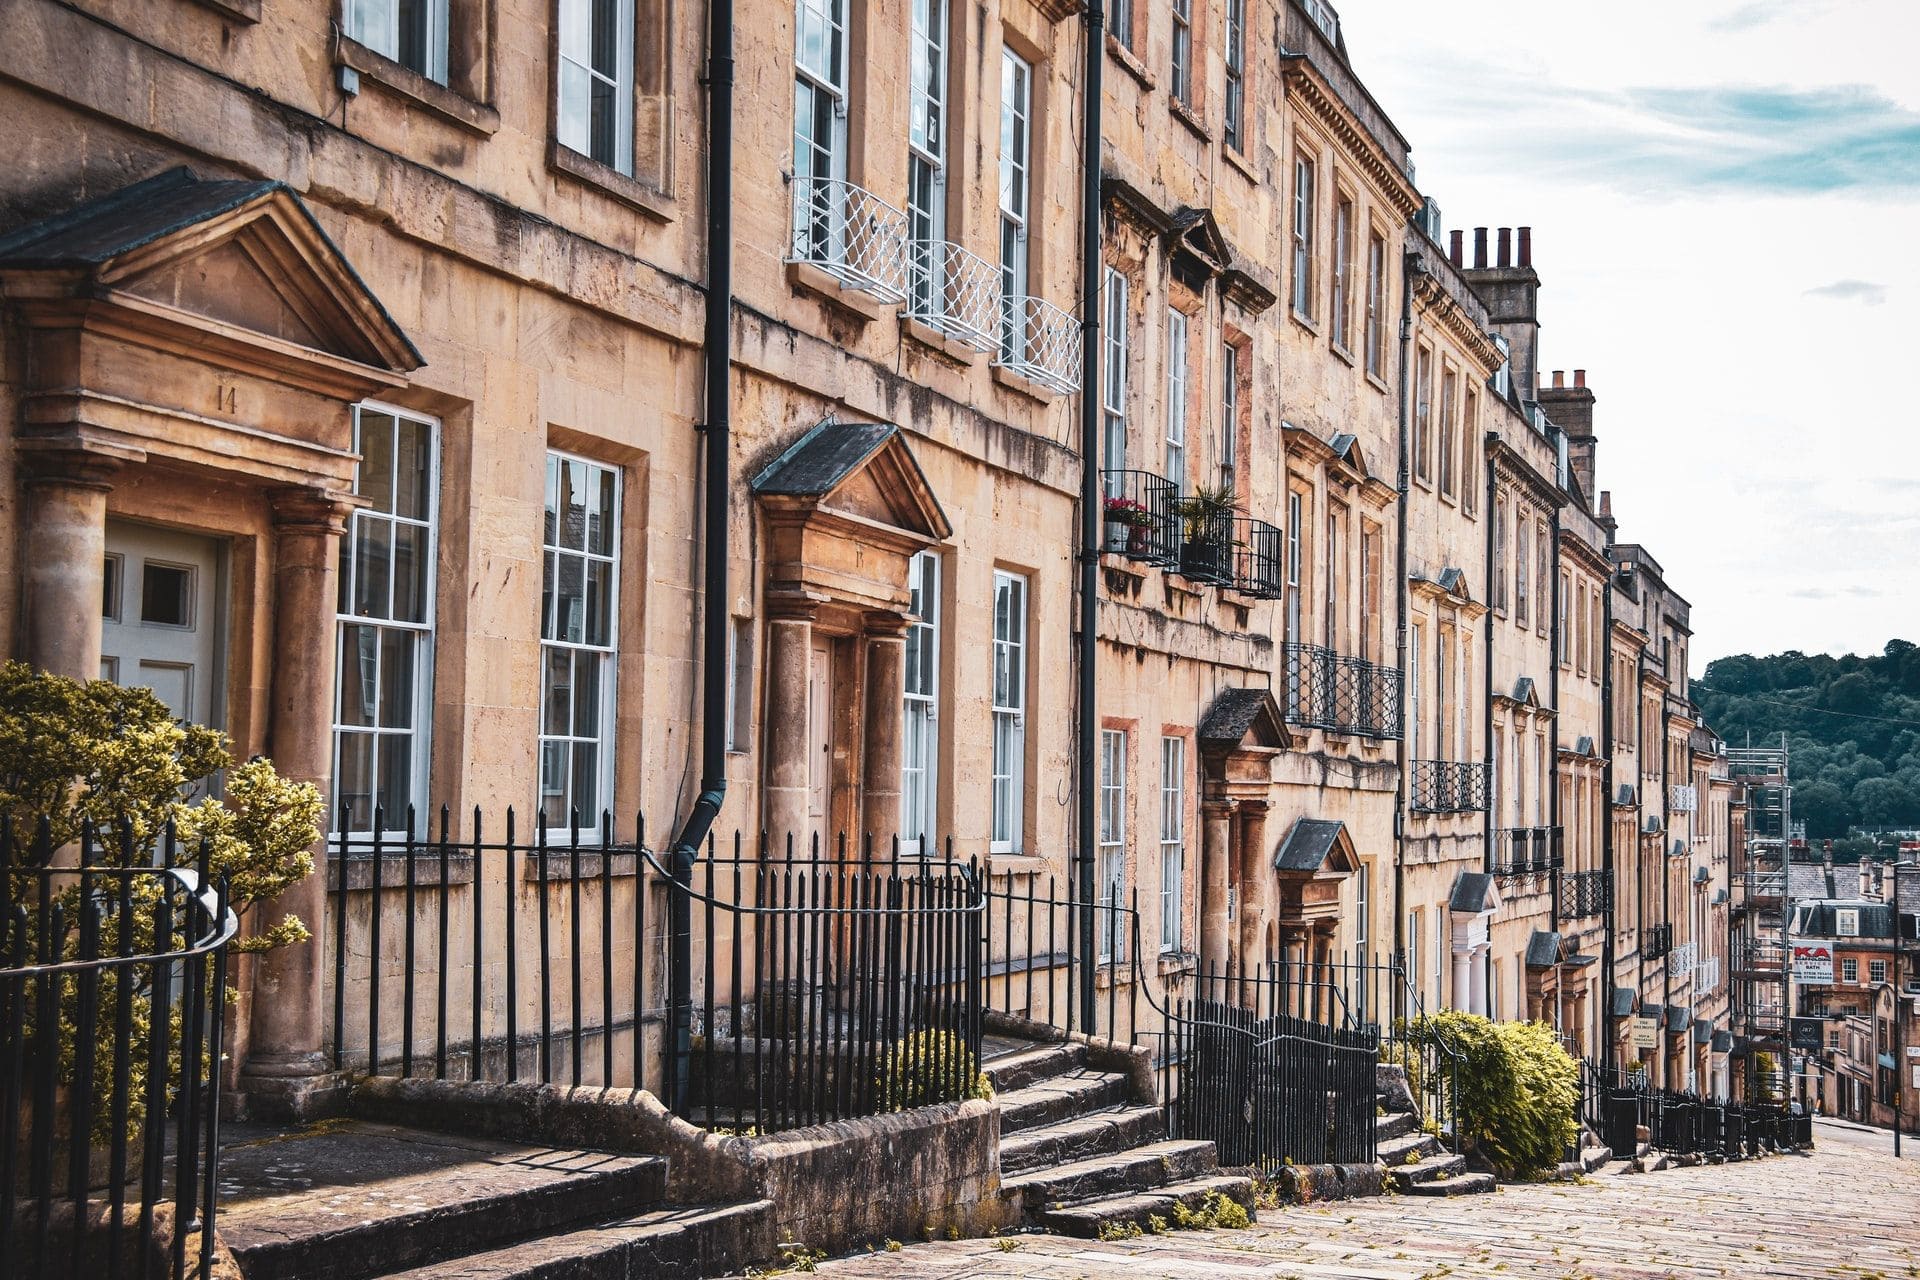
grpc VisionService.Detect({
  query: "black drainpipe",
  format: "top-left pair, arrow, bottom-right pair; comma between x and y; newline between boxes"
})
1075,0 -> 1104,1030
1661,695 -> 1672,1076
1549,505 -> 1562,931
666,0 -> 734,1113
1481,455 -> 1495,876
1600,575 -> 1615,1071
1392,251 -> 1420,997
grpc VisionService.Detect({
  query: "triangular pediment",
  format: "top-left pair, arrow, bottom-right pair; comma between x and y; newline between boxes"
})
1199,688 -> 1294,752
0,167 -> 420,374
754,419 -> 952,541
1167,207 -> 1232,275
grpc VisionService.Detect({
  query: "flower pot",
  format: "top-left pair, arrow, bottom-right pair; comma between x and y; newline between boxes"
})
1180,538 -> 1232,583
1103,520 -> 1131,554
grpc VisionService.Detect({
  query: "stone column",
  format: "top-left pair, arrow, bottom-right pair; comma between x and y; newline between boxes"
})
1199,797 -> 1235,971
1235,800 -> 1269,976
18,448 -> 120,681
1468,942 -> 1489,1015
763,595 -> 820,854
1452,948 -> 1472,1015
860,612 -> 907,854
241,487 -> 352,1117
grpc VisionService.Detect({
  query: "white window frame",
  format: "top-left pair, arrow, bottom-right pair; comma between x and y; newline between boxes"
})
907,0 -> 951,309
998,48 -> 1033,360
1413,344 -> 1432,482
1222,0 -> 1244,149
1291,154 -> 1316,319
1408,621 -> 1423,759
1842,956 -> 1859,983
1099,728 -> 1128,962
725,616 -> 752,752
1107,0 -> 1132,47
1870,958 -> 1888,985
1165,309 -> 1188,492
1325,505 -> 1343,652
1331,194 -> 1353,350
1170,0 -> 1193,104
538,449 -> 623,839
902,550 -> 941,852
333,402 -> 440,838
990,569 -> 1027,853
1355,860 -> 1369,955
1837,908 -> 1860,937
1159,735 -> 1185,954
793,0 -> 849,256
1102,269 -> 1129,491
1364,229 -> 1385,376
1438,364 -> 1457,497
557,0 -> 637,174
345,0 -> 450,84
1219,340 -> 1237,492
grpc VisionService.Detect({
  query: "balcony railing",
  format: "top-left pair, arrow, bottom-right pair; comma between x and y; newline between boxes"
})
1099,479 -> 1284,599
1668,784 -> 1698,813
1101,469 -> 1180,565
788,176 -> 909,302
1562,868 -> 1613,919
1281,642 -> 1402,740
1409,760 -> 1490,813
904,238 -> 1001,350
1230,515 -> 1284,598
1644,921 -> 1674,961
1695,955 -> 1720,993
1669,940 -> 1698,979
1492,825 -> 1562,876
1734,941 -> 1784,974
996,294 -> 1081,393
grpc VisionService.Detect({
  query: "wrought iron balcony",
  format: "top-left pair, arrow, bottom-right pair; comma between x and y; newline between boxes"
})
1668,784 -> 1698,813
1099,478 -> 1284,600
1694,955 -> 1720,992
1409,759 -> 1490,813
1644,921 -> 1674,961
788,176 -> 909,302
904,238 -> 1001,351
1562,868 -> 1613,919
1281,642 -> 1402,740
1101,469 -> 1179,565
1669,940 -> 1698,979
1492,825 -> 1561,876
996,294 -> 1081,393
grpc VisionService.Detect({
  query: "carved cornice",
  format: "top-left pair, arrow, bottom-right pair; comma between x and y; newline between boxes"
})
1280,61 -> 1422,220
269,485 -> 361,534
1413,274 -> 1505,374
1488,436 -> 1566,509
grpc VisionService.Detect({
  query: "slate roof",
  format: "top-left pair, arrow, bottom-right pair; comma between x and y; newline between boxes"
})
0,167 -> 281,267
1693,864 -> 1710,883
1436,567 -> 1467,595
1198,688 -> 1276,750
1666,1006 -> 1691,1032
1513,676 -> 1536,704
1273,818 -> 1345,872
1640,1001 -> 1665,1026
1576,736 -> 1596,756
1525,930 -> 1561,968
752,420 -> 903,495
1448,871 -> 1495,914
1787,863 -> 1835,900
1611,986 -> 1637,1018
1712,1030 -> 1733,1053
1616,784 -> 1637,806
1793,900 -> 1898,939
1693,1017 -> 1714,1045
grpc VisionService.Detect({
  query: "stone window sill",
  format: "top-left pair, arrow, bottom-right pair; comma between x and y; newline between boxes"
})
902,317 -> 982,364
337,37 -> 500,136
1170,98 -> 1211,141
989,853 -> 1051,878
548,142 -> 673,222
1158,950 -> 1198,978
1330,339 -> 1357,367
1289,307 -> 1322,338
787,260 -> 885,320
1365,369 -> 1391,395
990,363 -> 1061,403
1223,146 -> 1259,185
1108,36 -> 1156,90
190,0 -> 260,20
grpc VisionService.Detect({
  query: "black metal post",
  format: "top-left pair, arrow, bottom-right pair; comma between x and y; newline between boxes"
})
1074,0 -> 1105,1032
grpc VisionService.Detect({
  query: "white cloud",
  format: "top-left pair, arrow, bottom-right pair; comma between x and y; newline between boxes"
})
1804,279 -> 1888,304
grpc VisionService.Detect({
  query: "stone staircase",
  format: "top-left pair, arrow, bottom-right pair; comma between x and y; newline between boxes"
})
986,1039 -> 1256,1237
1374,1066 -> 1495,1197
217,1119 -> 772,1280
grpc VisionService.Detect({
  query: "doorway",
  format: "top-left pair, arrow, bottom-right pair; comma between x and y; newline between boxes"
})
100,519 -> 226,729
808,634 -> 835,846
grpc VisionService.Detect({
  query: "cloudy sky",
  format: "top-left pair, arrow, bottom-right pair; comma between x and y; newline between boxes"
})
1336,0 -> 1920,671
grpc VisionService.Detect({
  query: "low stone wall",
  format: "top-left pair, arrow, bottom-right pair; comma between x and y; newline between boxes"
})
1262,1161 -> 1386,1203
350,1077 -> 1007,1255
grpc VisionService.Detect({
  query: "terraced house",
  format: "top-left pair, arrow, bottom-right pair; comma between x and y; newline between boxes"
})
0,0 -> 1775,1270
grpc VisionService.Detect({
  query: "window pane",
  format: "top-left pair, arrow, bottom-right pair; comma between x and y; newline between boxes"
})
353,519 -> 393,618
392,522 -> 430,623
378,628 -> 415,728
540,740 -> 570,828
590,467 -> 618,555
585,559 -> 613,647
572,741 -> 600,820
543,647 -> 573,737
339,625 -> 379,726
571,651 -> 602,737
358,411 -> 396,515
336,731 -> 376,831
140,563 -> 192,627
559,62 -> 592,154
554,553 -> 586,643
394,414 -> 431,519
377,731 -> 413,823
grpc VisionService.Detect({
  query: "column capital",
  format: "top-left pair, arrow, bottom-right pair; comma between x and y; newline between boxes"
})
863,609 -> 911,639
1201,797 -> 1239,817
17,438 -> 130,491
269,486 -> 358,535
766,589 -> 827,622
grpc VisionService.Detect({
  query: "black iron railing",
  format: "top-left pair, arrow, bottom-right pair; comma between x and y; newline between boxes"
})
1561,869 -> 1613,919
1594,1064 -> 1809,1160
2,818 -> 238,1280
1229,515 -> 1284,598
1492,826 -> 1562,876
1643,921 -> 1674,961
1408,760 -> 1489,813
1281,642 -> 1402,740
1100,469 -> 1179,567
329,811 -> 985,1135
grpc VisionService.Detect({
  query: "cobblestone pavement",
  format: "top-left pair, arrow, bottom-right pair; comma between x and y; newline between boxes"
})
773,1143 -> 1920,1280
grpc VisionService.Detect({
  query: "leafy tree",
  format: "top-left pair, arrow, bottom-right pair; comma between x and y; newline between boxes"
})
1401,1012 -> 1578,1178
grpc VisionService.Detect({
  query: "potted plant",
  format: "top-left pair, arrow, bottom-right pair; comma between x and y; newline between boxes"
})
1171,484 -> 1237,582
1102,495 -> 1155,555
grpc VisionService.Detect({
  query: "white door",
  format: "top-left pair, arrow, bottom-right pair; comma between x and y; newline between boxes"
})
807,635 -> 834,846
100,520 -> 224,729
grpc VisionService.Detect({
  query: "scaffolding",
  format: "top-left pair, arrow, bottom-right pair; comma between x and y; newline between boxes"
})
1727,738 -> 1791,1102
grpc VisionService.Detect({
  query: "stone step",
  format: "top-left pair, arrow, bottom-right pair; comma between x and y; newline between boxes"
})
218,1121 -> 667,1280
1039,1174 -> 1256,1238
1375,1111 -> 1417,1143
984,1042 -> 1088,1094
999,1105 -> 1168,1175
1002,1140 -> 1219,1213
995,1069 -> 1132,1134
1384,1153 -> 1465,1189
374,1200 -> 776,1280
1402,1171 -> 1496,1197
1376,1130 -> 1439,1167
1581,1143 -> 1614,1172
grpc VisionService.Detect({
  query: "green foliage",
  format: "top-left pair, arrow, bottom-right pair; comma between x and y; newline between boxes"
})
872,1028 -> 992,1111
1401,1011 -> 1578,1179
1,663 -> 322,1140
1695,641 -> 1920,837
1169,1190 -> 1248,1230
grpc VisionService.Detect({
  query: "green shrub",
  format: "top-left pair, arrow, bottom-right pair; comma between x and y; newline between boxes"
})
1401,1011 -> 1578,1179
872,1028 -> 992,1111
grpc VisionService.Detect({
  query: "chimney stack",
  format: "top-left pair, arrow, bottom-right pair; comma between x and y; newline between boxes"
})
1539,367 -> 1598,500
1552,369 -> 1565,388
1574,368 -> 1586,388
1517,226 -> 1532,268
1461,222 -> 1540,397
1473,227 -> 1488,269
1450,229 -> 1464,266
1497,227 -> 1512,268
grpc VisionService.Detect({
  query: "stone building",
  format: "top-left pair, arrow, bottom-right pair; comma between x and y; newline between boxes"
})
1,0 -> 1742,1117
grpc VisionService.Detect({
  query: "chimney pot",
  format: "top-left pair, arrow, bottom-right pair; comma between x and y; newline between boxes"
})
1517,226 -> 1532,268
1473,227 -> 1489,270
1574,368 -> 1586,388
1598,490 -> 1612,516
1497,227 -> 1512,268
1449,229 -> 1464,266
1552,370 -> 1565,388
